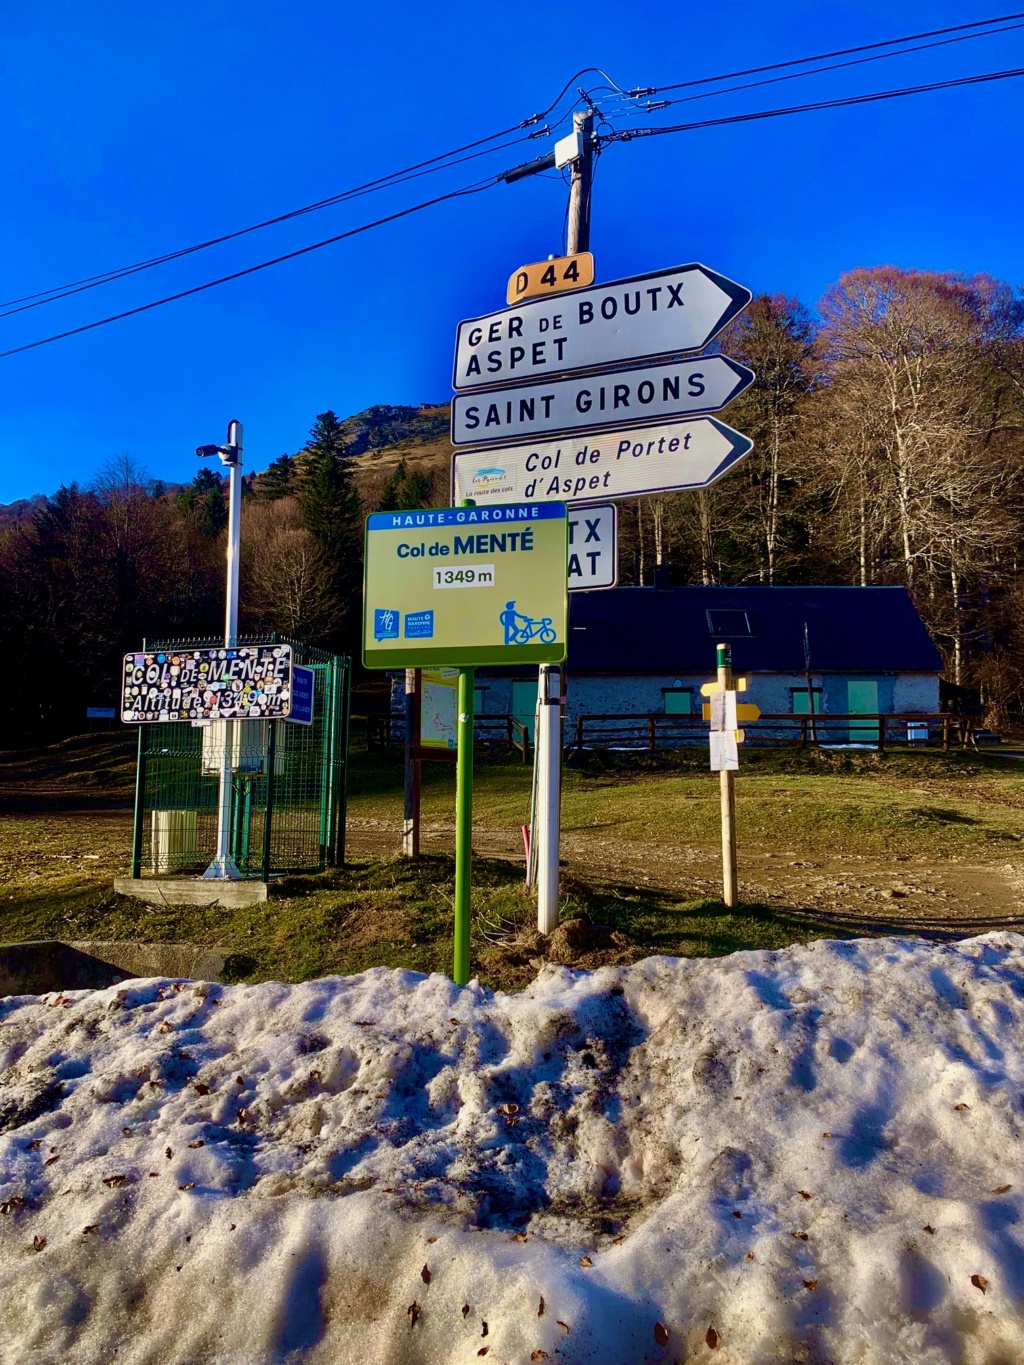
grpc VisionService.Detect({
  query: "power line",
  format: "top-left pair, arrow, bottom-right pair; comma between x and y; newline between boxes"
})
636,19 -> 1024,113
605,65 -> 1024,142
0,134 -> 535,318
639,11 -> 1024,94
0,67 -> 627,316
0,179 -> 497,361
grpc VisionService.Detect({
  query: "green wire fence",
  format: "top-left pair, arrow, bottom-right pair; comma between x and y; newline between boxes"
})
130,636 -> 350,880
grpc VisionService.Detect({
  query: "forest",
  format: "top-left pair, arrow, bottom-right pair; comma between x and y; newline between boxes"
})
2,263 -> 1023,743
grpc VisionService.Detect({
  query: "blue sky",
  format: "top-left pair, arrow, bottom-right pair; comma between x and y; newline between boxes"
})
2,1 -> 1022,501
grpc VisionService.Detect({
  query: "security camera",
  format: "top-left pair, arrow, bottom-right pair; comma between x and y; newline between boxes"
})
196,444 -> 221,458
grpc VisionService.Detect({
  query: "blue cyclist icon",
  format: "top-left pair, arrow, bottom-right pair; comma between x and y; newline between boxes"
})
500,600 -> 557,646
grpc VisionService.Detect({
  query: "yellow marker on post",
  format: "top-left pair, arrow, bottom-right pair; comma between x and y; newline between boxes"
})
506,252 -> 595,305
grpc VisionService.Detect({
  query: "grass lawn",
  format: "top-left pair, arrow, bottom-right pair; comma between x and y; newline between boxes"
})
1,735 -> 1022,991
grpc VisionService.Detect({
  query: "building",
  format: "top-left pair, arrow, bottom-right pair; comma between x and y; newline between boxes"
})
474,584 -> 944,744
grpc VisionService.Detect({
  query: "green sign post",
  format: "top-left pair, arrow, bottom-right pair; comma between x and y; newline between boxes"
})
362,501 -> 568,983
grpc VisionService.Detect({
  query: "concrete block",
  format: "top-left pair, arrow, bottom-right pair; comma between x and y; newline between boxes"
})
114,877 -> 270,908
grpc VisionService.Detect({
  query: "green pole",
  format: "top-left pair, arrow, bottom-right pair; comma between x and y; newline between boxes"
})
453,665 -> 475,985
131,725 -> 146,878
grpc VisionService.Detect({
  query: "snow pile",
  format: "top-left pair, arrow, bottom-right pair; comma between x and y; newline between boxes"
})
1,934 -> 1023,1364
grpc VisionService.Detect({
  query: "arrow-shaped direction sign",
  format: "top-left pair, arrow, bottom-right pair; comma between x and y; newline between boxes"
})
453,263 -> 751,392
451,415 -> 753,505
451,356 -> 753,447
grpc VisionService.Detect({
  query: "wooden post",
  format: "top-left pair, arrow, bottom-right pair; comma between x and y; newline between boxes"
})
717,643 -> 738,909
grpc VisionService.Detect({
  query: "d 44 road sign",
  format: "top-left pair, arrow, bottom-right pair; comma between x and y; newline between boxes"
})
507,253 -> 594,305
454,262 -> 751,391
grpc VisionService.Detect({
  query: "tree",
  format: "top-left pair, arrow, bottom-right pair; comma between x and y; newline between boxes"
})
175,467 -> 227,537
815,267 -> 1024,681
714,295 -> 821,582
376,457 -> 434,511
297,411 -> 363,646
257,453 -> 296,500
242,499 -> 342,640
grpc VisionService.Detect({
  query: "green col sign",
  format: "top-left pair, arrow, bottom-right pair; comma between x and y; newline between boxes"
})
363,502 -> 568,668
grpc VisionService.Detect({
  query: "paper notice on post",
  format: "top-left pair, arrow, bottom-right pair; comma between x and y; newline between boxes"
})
710,730 -> 739,771
709,692 -> 738,732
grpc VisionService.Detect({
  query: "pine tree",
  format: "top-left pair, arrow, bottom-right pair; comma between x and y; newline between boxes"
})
377,457 -> 433,511
297,411 -> 363,646
258,453 -> 296,500
175,468 -> 227,537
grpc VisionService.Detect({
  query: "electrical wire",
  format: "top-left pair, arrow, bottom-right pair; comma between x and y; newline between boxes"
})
0,132 -> 538,318
604,65 -> 1024,142
0,178 -> 498,360
642,11 -> 1024,94
0,69 -> 626,315
643,20 -> 1024,111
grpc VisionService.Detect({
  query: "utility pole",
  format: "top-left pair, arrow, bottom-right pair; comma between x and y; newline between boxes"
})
199,419 -> 244,881
534,106 -> 594,936
566,107 -> 594,255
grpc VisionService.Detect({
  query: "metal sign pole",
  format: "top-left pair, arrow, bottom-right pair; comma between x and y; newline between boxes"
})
532,107 -> 594,935
203,419 -> 243,881
453,666 -> 475,984
717,643 -> 739,908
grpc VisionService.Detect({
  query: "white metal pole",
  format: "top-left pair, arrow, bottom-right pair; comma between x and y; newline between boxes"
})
536,664 -> 562,934
532,106 -> 593,934
203,419 -> 243,880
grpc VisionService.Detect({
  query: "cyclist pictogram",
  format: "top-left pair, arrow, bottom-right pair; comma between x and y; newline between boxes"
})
499,601 -> 557,646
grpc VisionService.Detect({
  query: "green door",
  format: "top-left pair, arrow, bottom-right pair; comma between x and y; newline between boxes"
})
511,680 -> 539,741
847,680 -> 879,743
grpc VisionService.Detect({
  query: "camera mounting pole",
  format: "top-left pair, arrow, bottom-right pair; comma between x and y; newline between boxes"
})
198,419 -> 244,880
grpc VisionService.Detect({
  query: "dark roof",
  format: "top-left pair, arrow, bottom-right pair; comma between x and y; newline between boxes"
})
565,586 -> 943,674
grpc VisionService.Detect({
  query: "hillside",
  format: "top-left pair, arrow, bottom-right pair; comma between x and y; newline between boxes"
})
342,401 -> 454,504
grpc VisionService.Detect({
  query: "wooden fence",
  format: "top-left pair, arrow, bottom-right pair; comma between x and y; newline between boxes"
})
360,709 -> 976,758
570,711 -> 975,754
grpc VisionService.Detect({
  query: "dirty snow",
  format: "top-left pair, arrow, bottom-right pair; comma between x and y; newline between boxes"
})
1,933 -> 1023,1364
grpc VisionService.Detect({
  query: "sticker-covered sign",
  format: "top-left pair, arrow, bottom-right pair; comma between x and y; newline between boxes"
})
363,503 -> 568,668
121,645 -> 294,723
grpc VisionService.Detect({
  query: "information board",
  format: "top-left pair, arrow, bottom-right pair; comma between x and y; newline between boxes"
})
363,503 -> 568,668
287,665 -> 315,726
121,644 -> 295,723
421,668 -> 459,748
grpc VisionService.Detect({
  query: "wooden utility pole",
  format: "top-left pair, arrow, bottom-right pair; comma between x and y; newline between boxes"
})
566,108 -> 594,254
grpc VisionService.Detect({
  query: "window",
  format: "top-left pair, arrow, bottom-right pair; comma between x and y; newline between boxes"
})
663,688 -> 692,715
706,609 -> 752,636
791,688 -> 823,714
